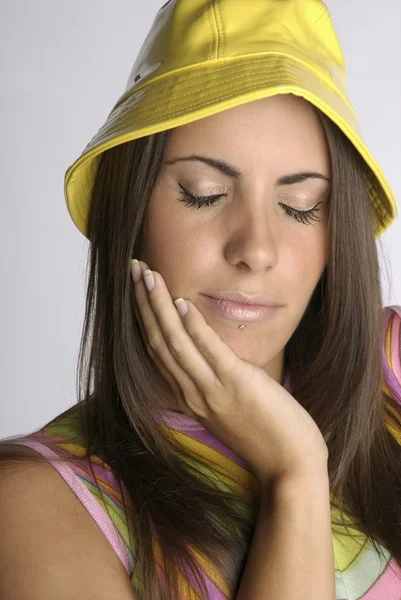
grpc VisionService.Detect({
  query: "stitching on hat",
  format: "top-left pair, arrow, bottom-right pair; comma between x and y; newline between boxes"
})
206,3 -> 213,60
109,66 -> 353,127
215,0 -> 225,57
126,54 -> 355,117
102,63 -> 355,130
106,53 -> 354,121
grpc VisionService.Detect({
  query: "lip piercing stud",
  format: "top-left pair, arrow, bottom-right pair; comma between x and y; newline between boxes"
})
238,325 -> 245,330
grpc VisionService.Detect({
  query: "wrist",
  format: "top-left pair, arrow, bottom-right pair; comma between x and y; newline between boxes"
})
274,470 -> 330,502
261,468 -> 330,500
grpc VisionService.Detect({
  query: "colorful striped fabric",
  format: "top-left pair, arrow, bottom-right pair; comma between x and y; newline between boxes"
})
2,305 -> 401,599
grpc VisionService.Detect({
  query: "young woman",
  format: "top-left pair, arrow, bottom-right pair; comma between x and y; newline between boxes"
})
1,1 -> 400,599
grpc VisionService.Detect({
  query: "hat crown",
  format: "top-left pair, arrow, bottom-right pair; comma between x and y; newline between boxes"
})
125,0 -> 347,100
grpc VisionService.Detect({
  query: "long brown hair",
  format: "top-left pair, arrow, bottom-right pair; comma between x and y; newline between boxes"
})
2,108 -> 401,599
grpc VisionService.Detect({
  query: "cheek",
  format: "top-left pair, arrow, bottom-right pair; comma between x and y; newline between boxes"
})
141,194 -> 175,257
282,230 -> 328,296
140,198 -> 213,286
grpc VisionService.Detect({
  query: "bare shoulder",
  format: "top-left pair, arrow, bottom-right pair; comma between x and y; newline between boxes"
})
0,444 -> 136,599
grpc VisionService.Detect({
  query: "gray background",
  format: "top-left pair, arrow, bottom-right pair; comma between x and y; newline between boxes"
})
1,1 -> 400,438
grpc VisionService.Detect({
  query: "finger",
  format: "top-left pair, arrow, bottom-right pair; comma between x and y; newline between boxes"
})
133,283 -> 197,418
139,263 -> 240,393
132,261 -> 202,413
135,261 -> 218,388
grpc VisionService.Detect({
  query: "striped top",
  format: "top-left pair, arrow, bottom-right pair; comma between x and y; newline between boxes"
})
2,305 -> 401,599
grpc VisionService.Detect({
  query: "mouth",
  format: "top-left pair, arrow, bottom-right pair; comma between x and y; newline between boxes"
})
201,294 -> 281,322
201,290 -> 281,307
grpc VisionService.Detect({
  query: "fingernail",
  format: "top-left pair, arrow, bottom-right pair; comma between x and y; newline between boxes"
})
174,298 -> 188,317
143,269 -> 155,291
131,259 -> 141,283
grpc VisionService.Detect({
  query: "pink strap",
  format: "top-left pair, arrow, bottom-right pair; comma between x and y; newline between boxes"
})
3,439 -> 131,576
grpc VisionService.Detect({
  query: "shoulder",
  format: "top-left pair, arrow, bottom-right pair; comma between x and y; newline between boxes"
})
0,442 -> 136,599
382,305 -> 401,402
382,306 -> 401,445
382,305 -> 401,346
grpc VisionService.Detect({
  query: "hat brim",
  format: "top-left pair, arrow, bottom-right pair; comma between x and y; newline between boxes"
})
65,53 -> 397,239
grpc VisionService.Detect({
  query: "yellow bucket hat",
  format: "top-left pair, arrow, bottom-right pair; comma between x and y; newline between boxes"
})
64,0 -> 398,240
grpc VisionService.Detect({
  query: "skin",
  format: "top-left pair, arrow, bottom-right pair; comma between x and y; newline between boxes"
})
140,93 -> 331,410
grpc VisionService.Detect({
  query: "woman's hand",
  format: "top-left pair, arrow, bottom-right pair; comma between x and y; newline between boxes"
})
131,259 -> 328,486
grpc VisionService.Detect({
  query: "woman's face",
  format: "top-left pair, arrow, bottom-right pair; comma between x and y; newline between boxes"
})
141,94 -> 331,387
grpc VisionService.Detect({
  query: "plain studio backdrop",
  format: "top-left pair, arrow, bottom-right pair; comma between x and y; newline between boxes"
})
0,1 -> 400,438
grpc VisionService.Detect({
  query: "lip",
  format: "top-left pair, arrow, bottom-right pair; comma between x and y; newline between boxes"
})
201,294 -> 281,322
202,290 -> 281,307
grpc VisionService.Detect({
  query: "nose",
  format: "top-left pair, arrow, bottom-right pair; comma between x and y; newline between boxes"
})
225,202 -> 279,272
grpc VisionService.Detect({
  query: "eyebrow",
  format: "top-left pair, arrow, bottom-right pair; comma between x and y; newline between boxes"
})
164,155 -> 331,185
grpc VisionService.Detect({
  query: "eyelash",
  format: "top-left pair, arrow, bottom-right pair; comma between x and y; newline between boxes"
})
177,184 -> 323,226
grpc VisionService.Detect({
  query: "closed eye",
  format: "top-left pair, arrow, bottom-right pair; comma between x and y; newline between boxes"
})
177,184 -> 323,226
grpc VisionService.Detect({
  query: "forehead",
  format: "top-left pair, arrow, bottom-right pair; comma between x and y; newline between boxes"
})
166,94 -> 331,176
